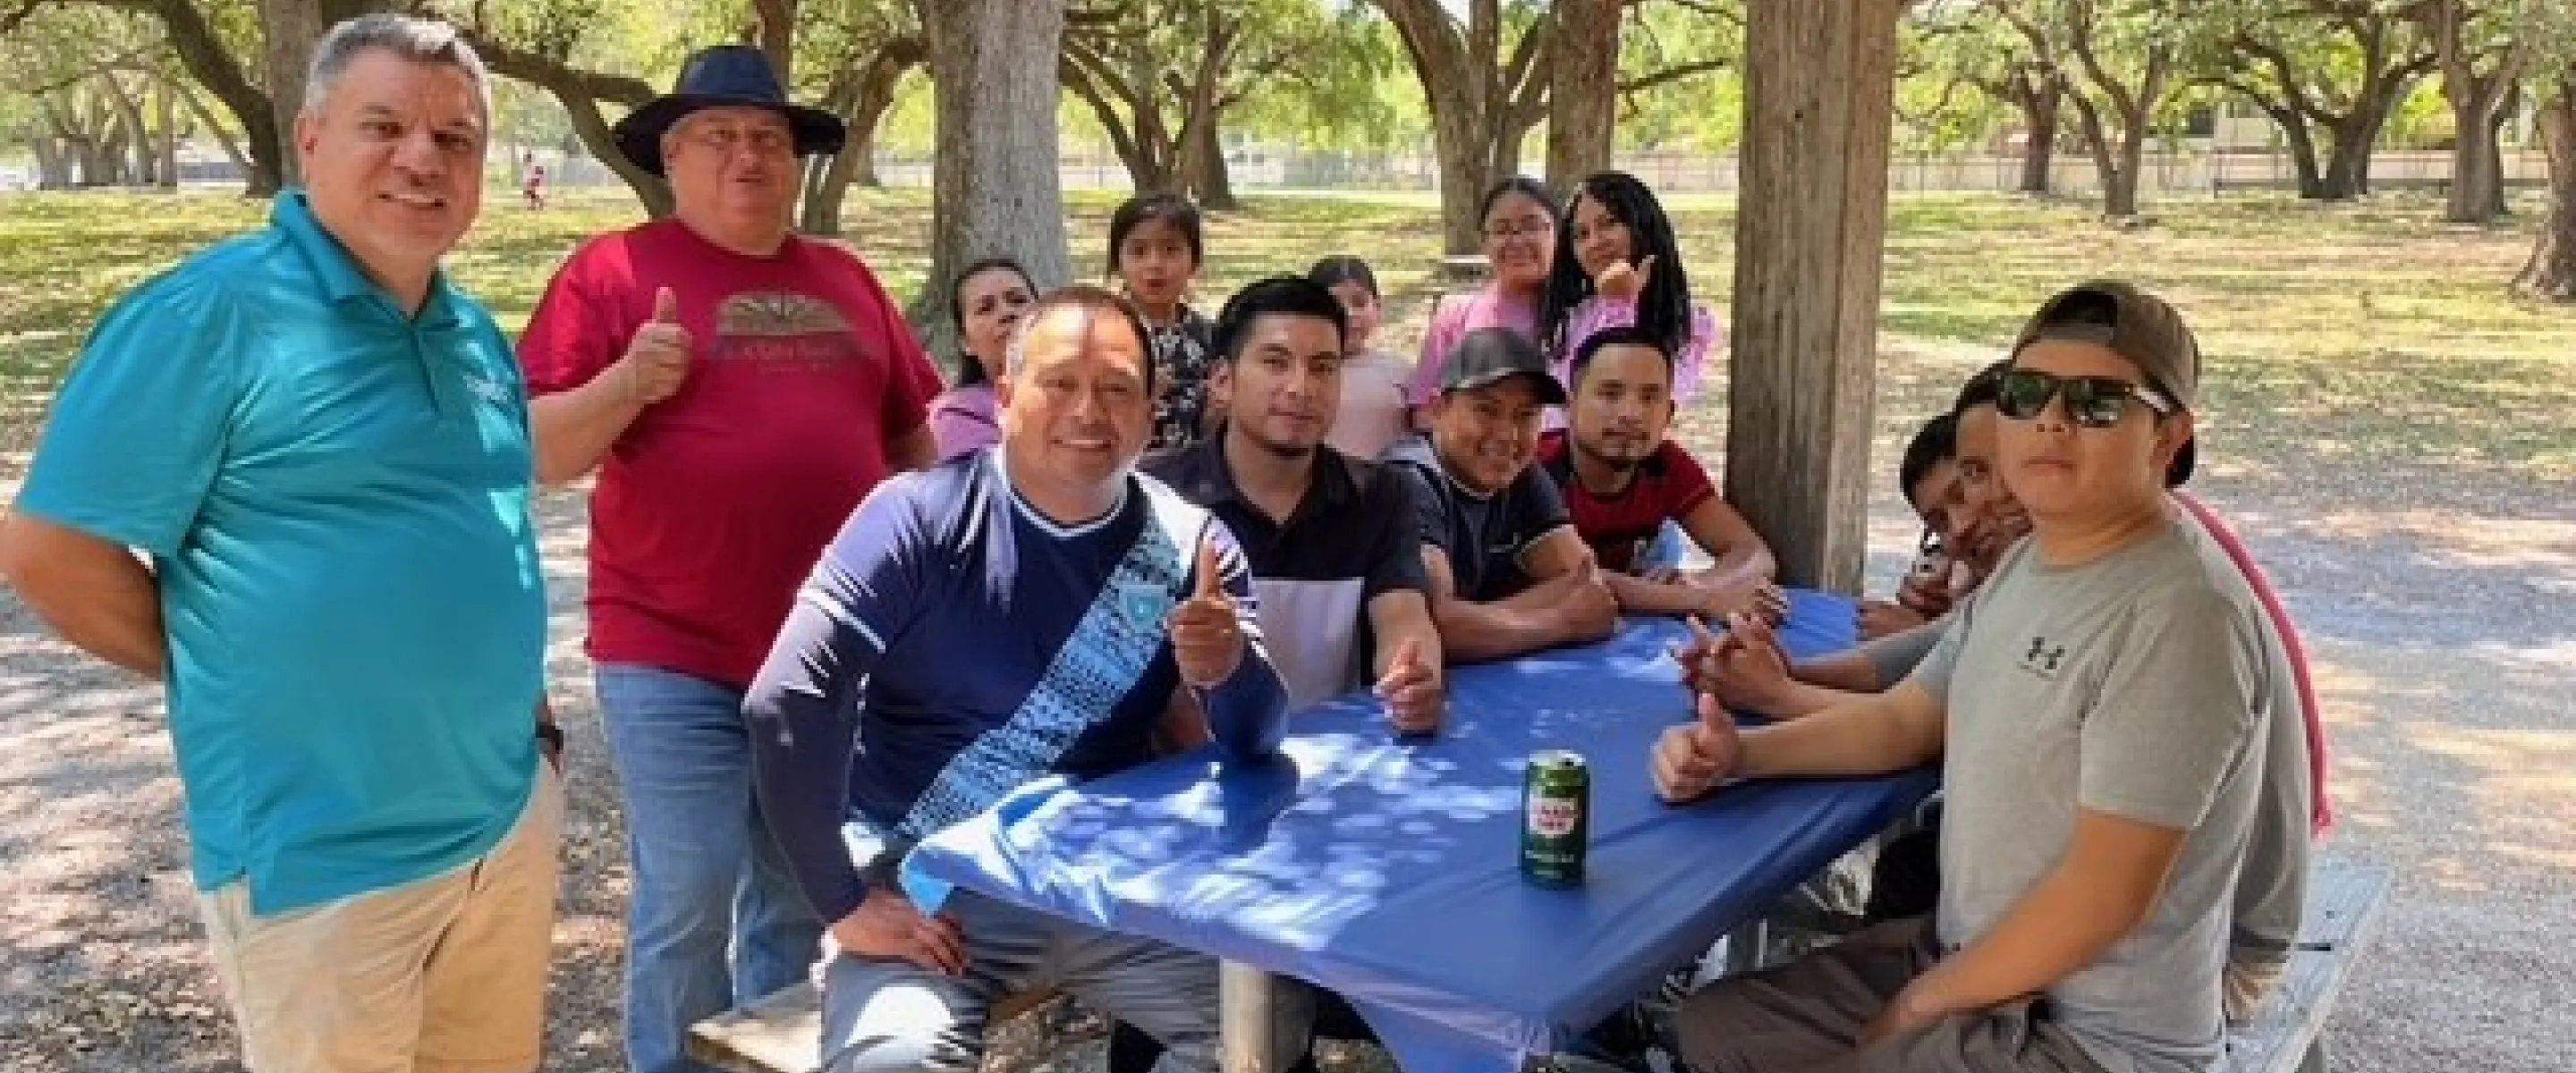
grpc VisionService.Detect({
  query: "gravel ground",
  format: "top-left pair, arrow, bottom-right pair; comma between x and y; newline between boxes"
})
1,342 -> 2569,1073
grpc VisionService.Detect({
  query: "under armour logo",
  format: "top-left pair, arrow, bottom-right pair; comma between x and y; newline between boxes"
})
2022,636 -> 2067,677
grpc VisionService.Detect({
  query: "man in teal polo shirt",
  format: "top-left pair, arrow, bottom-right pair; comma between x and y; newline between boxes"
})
0,15 -> 562,1073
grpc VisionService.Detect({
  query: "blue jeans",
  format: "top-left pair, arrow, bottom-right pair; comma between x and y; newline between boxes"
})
1645,520 -> 1686,570
597,663 -> 824,1073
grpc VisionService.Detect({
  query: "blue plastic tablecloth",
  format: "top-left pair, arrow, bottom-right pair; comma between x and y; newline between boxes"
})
906,589 -> 1939,1073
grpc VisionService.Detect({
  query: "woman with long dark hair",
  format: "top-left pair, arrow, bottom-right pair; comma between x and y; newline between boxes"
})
927,256 -> 1038,460
1538,171 -> 1722,413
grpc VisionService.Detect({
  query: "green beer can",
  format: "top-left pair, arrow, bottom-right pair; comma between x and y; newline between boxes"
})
1521,749 -> 1589,887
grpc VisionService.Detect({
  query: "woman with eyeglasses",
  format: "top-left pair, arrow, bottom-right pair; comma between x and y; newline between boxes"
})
1403,177 -> 1562,427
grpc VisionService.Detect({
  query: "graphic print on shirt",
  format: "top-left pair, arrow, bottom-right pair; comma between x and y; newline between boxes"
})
896,487 -> 1202,839
710,291 -> 876,369
2021,634 -> 2068,680
1148,318 -> 1216,449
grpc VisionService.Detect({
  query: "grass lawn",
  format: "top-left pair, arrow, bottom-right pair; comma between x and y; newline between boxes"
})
3,184 -> 2570,487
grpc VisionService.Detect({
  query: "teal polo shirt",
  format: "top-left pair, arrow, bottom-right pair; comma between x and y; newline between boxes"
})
17,191 -> 547,916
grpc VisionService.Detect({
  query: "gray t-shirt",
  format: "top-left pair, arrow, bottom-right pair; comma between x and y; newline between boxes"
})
1911,520 -> 2271,1073
1872,520 -> 2314,1001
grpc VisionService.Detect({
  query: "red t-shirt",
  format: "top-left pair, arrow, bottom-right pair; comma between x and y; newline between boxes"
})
519,221 -> 941,688
1534,429 -> 1717,573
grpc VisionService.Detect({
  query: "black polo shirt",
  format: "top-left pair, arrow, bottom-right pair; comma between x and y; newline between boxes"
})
1144,439 -> 1428,709
1384,437 -> 1572,602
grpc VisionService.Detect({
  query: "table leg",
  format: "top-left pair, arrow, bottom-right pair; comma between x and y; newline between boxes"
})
1220,959 -> 1277,1073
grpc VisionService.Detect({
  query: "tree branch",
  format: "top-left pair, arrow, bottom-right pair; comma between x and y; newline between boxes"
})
1617,56 -> 1728,97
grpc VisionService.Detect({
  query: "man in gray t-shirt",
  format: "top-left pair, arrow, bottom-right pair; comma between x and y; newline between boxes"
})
1653,282 -> 2268,1073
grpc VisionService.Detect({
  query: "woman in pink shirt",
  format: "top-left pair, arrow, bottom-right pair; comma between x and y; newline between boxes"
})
1408,177 -> 1561,422
927,257 -> 1037,460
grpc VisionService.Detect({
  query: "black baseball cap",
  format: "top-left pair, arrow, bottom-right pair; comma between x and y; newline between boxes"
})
1438,327 -> 1567,405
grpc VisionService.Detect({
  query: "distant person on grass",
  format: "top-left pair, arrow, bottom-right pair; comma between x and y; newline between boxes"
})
1534,325 -> 1784,622
0,15 -> 564,1073
513,43 -> 943,1073
928,256 -> 1038,460
745,287 -> 1305,1073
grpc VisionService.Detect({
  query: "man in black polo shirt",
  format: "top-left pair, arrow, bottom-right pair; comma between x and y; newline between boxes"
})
1387,326 -> 1617,663
1146,275 -> 1444,727
1124,276 -> 1442,1073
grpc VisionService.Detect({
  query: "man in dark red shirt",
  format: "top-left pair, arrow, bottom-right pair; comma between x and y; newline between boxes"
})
514,46 -> 940,1073
1536,325 -> 1783,622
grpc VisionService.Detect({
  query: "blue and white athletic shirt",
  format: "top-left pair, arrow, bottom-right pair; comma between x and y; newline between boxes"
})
745,447 -> 1288,923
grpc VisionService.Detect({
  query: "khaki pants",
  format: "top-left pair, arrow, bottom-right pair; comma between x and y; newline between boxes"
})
1675,917 -> 2106,1073
199,762 -> 564,1073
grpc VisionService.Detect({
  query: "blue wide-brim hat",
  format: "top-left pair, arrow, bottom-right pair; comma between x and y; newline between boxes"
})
611,45 -> 847,177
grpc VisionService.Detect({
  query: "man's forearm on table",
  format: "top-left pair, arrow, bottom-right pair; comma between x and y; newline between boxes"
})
1201,652 -> 1288,760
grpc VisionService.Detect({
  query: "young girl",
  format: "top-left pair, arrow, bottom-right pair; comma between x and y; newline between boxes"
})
1407,177 -> 1560,426
926,257 -> 1038,461
1538,171 -> 1722,414
1107,193 -> 1217,449
1308,255 -> 1410,460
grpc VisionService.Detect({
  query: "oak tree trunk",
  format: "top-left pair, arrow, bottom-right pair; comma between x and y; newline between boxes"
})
140,0 -> 283,194
1544,0 -> 1619,195
915,0 -> 1073,357
2017,79 -> 2058,195
2512,84 -> 2576,300
1727,0 -> 1906,591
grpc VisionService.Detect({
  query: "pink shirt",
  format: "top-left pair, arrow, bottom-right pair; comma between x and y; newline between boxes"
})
1329,350 -> 1412,460
1555,295 -> 1722,405
2174,491 -> 2333,836
928,383 -> 999,461
1407,287 -> 1541,406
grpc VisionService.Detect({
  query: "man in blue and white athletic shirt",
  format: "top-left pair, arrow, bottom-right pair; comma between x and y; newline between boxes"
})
745,285 -> 1295,1073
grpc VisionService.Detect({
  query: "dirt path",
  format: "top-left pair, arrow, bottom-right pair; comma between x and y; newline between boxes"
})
2,353 -> 2569,1073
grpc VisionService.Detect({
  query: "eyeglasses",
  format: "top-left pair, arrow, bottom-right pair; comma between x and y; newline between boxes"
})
1483,215 -> 1555,241
1996,368 -> 2174,429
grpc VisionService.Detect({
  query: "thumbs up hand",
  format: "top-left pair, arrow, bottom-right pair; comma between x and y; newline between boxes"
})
1596,253 -> 1657,302
1653,692 -> 1741,804
1375,635 -> 1445,736
1169,536 -> 1246,689
617,285 -> 693,406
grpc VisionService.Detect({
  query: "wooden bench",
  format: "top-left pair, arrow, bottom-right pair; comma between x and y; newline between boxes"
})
1434,253 -> 1492,283
2215,857 -> 2395,1073
686,983 -> 1065,1073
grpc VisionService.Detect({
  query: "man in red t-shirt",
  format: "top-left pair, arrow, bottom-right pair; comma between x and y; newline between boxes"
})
1536,325 -> 1784,622
514,46 -> 940,1073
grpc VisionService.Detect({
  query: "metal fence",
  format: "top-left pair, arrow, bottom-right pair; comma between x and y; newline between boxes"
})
531,146 -> 2547,197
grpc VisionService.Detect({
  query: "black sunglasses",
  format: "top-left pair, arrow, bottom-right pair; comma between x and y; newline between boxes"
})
1997,368 -> 2174,429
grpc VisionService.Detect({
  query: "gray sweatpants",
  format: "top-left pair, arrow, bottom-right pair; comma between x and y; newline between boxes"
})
1674,917 -> 2106,1073
819,820 -> 1309,1073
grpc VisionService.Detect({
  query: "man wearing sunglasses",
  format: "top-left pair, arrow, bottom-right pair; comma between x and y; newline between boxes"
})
1655,281 -> 2307,1073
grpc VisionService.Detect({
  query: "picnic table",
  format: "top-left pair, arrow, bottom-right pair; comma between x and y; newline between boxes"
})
903,589 -> 1940,1073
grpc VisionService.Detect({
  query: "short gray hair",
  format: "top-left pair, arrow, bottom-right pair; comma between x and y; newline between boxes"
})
301,14 -> 493,120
